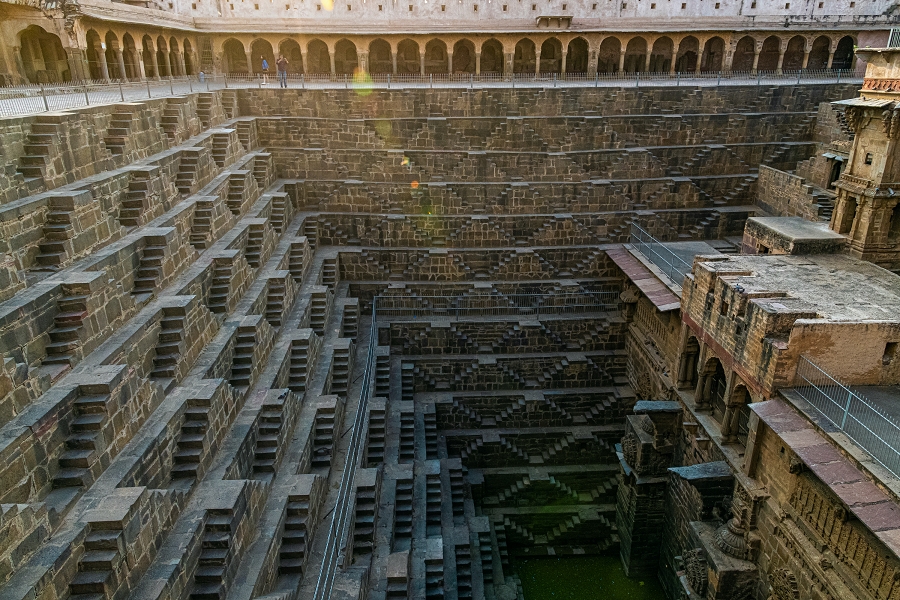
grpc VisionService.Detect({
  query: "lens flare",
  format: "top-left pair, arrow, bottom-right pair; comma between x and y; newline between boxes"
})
411,180 -> 419,189
352,68 -> 373,95
321,0 -> 333,9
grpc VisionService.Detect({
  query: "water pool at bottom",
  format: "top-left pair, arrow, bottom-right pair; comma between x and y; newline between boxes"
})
515,554 -> 666,600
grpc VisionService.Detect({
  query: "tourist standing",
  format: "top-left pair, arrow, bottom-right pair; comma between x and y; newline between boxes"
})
276,54 -> 289,88
261,56 -> 270,85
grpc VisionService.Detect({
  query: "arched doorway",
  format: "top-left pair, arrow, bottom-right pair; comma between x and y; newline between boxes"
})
250,39 -> 275,74
623,37 -> 647,72
142,35 -> 157,78
832,36 -> 855,70
698,359 -> 727,422
676,36 -> 699,72
453,40 -> 476,73
758,36 -> 781,71
782,35 -> 806,71
169,37 -> 182,76
369,39 -> 392,74
222,38 -> 248,73
567,37 -> 589,74
597,37 -> 621,73
397,39 -> 420,74
732,36 -> 755,71
105,32 -> 122,79
540,38 -> 562,74
701,37 -> 724,72
807,36 -> 830,70
335,39 -> 358,74
123,34 -> 139,79
183,39 -> 194,75
425,40 -> 448,74
650,37 -> 673,73
678,336 -> 700,390
19,26 -> 70,83
481,39 -> 503,74
279,40 -> 304,73
307,39 -> 330,74
156,36 -> 170,76
514,38 -> 536,73
86,29 -> 104,80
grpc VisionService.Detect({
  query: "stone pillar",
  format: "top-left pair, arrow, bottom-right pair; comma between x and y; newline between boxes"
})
827,50 -> 835,69
135,50 -> 146,79
670,42 -> 680,74
448,51 -> 453,74
96,44 -> 110,81
246,51 -> 254,74
475,52 -> 481,75
66,47 -> 87,82
359,51 -> 369,73
420,52 -> 425,76
588,49 -> 598,75
391,51 -> 397,74
560,50 -> 567,76
694,46 -> 702,75
13,46 -> 27,83
535,50 -> 542,75
617,401 -> 683,577
776,47 -> 785,74
115,49 -> 127,80
802,50 -> 810,69
618,49 -> 626,72
330,52 -> 336,75
644,48 -> 652,73
505,51 -> 514,77
150,48 -> 160,79
752,46 -> 761,73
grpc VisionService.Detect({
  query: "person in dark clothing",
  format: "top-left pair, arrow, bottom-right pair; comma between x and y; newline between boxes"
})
276,54 -> 289,88
261,56 -> 269,85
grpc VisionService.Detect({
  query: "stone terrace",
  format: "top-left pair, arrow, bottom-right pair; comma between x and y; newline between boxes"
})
0,83 -> 856,600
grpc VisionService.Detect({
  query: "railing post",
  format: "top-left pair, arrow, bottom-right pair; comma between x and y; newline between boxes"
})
594,72 -> 598,88
40,83 -> 49,112
83,81 -> 90,106
676,71 -> 680,87
224,75 -> 229,89
837,69 -> 841,84
119,79 -> 124,102
189,77 -> 193,92
635,70 -> 639,88
717,71 -> 721,86
301,74 -> 305,89
388,74 -> 391,89
841,390 -> 852,429
147,79 -> 152,98
170,76 -> 174,95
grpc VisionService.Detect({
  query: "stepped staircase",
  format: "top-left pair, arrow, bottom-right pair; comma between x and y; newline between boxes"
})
53,390 -> 110,489
171,396 -> 210,481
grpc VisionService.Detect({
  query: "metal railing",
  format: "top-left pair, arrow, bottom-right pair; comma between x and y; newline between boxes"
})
793,355 -> 900,477
629,223 -> 693,285
373,290 -> 620,318
0,68 -> 860,119
890,28 -> 900,48
313,296 -> 377,600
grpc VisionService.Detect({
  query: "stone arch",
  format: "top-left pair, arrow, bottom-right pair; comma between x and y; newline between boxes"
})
567,37 -> 589,74
222,38 -> 248,73
142,35 -> 157,78
86,29 -> 104,80
279,39 -> 304,73
832,35 -> 855,70
397,39 -> 419,74
19,25 -> 70,83
597,37 -> 621,73
425,39 -> 448,74
649,36 -> 673,73
540,38 -> 562,74
699,358 -> 728,422
808,36 -> 831,70
453,39 -> 476,73
701,36 -> 724,72
335,39 -> 358,74
481,39 -> 504,74
183,39 -> 194,75
122,33 -> 139,79
732,36 -> 756,71
623,36 -> 647,72
782,35 -> 806,71
678,335 -> 700,390
104,32 -> 121,79
169,37 -> 182,76
157,36 -> 170,76
758,36 -> 781,71
513,38 -> 536,73
306,39 -> 330,74
250,38 -> 275,74
730,383 -> 752,445
676,36 -> 699,72
369,39 -> 392,74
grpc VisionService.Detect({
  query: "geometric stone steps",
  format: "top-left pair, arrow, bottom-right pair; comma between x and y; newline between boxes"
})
229,325 -> 258,391
119,172 -> 153,228
104,111 -> 134,157
392,478 -> 414,552
171,396 -> 210,482
149,311 -> 187,387
253,397 -> 285,475
365,399 -> 386,467
53,390 -> 111,490
311,399 -> 338,471
398,410 -> 415,464
133,238 -> 167,297
44,292 -> 89,366
278,497 -> 310,575
68,529 -> 124,600
425,472 -> 441,538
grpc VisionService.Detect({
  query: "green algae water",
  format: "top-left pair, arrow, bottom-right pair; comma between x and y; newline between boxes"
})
516,555 -> 665,600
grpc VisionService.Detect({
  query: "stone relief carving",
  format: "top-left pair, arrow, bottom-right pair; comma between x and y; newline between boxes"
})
768,568 -> 800,600
684,548 -> 708,596
882,105 -> 900,139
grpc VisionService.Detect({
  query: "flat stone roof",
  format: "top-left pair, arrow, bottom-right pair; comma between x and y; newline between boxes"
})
695,253 -> 900,322
747,216 -> 846,242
